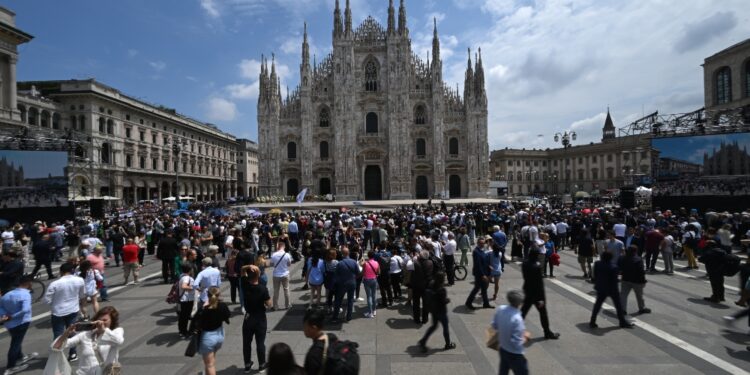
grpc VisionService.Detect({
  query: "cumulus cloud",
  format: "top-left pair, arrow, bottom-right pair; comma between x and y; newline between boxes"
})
226,82 -> 260,99
228,58 -> 292,100
149,61 -> 166,71
205,97 -> 238,121
674,12 -> 737,53
200,0 -> 220,18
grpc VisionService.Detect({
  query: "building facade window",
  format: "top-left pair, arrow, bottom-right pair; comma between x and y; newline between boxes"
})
365,112 -> 378,133
98,118 -> 105,133
287,142 -> 297,159
746,60 -> 750,98
101,143 -> 111,164
319,107 -> 330,127
592,169 -> 599,179
320,141 -> 329,159
125,155 -> 132,167
716,66 -> 732,104
125,128 -> 132,138
364,59 -> 378,91
414,105 -> 426,124
416,138 -> 426,157
449,137 -> 459,155
140,157 -> 146,169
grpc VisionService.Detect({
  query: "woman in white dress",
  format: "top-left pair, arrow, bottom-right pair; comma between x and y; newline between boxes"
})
77,260 -> 103,319
51,306 -> 124,375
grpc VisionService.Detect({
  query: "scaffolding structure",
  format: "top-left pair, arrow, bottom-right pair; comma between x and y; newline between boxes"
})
617,107 -> 748,139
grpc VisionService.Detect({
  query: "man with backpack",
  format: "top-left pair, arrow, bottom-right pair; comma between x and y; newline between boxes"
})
682,224 -> 700,270
303,308 -> 359,375
376,245 -> 393,307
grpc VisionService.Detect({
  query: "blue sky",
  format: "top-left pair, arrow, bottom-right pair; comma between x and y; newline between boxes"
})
0,150 -> 67,178
652,133 -> 750,165
6,0 -> 750,149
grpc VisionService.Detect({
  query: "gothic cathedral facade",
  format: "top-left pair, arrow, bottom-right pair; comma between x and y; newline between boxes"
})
258,0 -> 489,200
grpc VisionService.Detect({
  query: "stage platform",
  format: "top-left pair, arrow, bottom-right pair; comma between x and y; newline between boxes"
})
237,198 -> 504,211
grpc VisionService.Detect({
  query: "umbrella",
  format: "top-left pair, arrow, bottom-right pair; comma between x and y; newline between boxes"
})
162,197 -> 177,202
269,208 -> 283,215
179,196 -> 195,201
172,209 -> 192,216
245,209 -> 262,217
70,196 -> 94,202
101,195 -> 120,201
210,208 -> 230,217
574,191 -> 590,198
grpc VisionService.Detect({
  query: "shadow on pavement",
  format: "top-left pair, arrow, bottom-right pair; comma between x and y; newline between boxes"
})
385,317 -> 419,330
724,346 -> 750,362
575,322 -> 619,337
687,297 -> 731,309
404,344 -> 446,357
720,329 -> 750,345
146,332 -> 185,348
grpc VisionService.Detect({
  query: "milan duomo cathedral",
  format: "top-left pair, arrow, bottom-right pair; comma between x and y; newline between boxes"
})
258,0 -> 489,200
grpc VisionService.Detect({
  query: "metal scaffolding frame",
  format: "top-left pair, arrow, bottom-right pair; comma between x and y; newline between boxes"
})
617,106 -> 748,139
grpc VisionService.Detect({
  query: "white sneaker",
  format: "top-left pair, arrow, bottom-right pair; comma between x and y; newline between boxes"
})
373,310 -> 377,317
364,312 -> 372,318
357,297 -> 364,302
18,352 -> 38,364
4,363 -> 29,375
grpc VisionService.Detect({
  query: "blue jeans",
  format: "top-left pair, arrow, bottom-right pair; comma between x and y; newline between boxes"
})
499,348 -> 528,375
51,313 -> 78,357
363,278 -> 378,315
333,282 -> 355,321
106,241 -> 113,259
7,322 -> 30,367
99,275 -> 109,300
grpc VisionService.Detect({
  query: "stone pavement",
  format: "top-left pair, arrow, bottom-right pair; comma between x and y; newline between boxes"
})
2,249 -> 750,374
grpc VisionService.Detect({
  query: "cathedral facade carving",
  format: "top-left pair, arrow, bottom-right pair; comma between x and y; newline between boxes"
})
258,0 -> 489,200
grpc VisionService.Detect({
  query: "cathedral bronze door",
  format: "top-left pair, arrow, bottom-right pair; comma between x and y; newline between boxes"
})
449,175 -> 461,198
364,165 -> 382,200
415,176 -> 428,199
286,178 -> 299,197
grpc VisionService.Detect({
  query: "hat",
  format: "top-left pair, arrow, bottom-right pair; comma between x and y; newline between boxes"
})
202,257 -> 214,266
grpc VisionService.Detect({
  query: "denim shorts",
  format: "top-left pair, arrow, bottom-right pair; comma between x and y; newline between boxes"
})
198,327 -> 224,355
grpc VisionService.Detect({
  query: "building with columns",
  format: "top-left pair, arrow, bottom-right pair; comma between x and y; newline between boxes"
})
236,138 -> 259,198
14,80 -> 238,204
490,111 -> 655,196
258,0 -> 489,200
0,7 -> 31,130
703,38 -> 750,123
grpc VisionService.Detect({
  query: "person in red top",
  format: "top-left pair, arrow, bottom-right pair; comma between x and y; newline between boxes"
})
122,237 -> 140,285
644,228 -> 665,273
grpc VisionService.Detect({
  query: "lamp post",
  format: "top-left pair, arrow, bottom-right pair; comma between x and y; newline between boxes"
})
170,137 -> 185,200
554,131 -> 576,194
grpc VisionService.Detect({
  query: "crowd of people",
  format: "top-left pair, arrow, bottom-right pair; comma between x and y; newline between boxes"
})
653,176 -> 750,196
0,198 -> 749,374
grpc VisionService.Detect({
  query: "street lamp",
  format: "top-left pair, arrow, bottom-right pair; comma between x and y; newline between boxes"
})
554,131 -> 576,194
169,137 -> 186,200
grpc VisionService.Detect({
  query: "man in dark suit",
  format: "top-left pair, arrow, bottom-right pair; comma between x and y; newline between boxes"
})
521,248 -> 560,339
465,237 -> 492,309
590,251 -> 634,329
157,230 -> 179,284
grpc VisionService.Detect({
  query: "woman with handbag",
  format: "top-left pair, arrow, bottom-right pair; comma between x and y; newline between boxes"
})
50,306 -> 123,375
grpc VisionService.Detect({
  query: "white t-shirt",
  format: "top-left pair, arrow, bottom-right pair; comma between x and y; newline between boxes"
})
271,250 -> 291,277
1,230 -> 14,244
662,235 -> 674,253
555,222 -> 568,234
366,219 -> 374,231
389,255 -> 403,274
444,239 -> 457,256
179,275 -> 195,302
613,223 -> 627,238
431,240 -> 442,259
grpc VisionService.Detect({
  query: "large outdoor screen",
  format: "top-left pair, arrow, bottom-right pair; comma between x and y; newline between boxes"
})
651,132 -> 750,197
0,150 -> 69,209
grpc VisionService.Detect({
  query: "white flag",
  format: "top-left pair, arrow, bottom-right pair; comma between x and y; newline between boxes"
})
296,188 -> 308,205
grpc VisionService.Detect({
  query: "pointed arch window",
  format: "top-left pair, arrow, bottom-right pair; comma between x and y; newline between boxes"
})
415,105 -> 426,125
319,107 -> 330,127
365,60 -> 378,92
716,66 -> 731,104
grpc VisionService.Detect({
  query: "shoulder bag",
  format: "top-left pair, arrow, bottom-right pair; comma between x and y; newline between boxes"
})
93,338 -> 122,375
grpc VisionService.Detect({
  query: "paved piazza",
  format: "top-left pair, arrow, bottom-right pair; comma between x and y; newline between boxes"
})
2,245 -> 748,375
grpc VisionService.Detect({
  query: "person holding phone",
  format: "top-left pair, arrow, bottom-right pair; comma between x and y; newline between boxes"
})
51,306 -> 124,375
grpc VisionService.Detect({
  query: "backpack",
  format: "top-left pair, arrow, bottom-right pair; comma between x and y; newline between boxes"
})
430,253 -> 446,275
322,334 -> 360,375
377,254 -> 391,277
165,279 -> 182,304
684,231 -> 699,249
722,253 -> 741,277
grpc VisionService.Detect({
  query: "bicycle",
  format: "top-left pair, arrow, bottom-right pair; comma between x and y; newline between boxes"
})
26,274 -> 46,303
452,263 -> 468,281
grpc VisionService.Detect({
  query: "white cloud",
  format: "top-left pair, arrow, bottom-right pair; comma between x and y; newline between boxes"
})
127,49 -> 138,58
200,0 -> 220,18
239,59 -> 262,80
149,61 -> 166,71
205,97 -> 238,121
226,82 -> 260,100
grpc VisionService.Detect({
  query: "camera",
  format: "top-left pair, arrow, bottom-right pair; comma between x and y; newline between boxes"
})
75,322 -> 97,331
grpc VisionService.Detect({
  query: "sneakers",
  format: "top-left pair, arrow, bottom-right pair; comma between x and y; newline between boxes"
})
18,352 -> 38,364
68,353 -> 78,362
637,308 -> 652,314
723,315 -> 736,325
444,342 -> 456,350
364,312 -> 372,318
357,297 -> 364,302
3,363 -> 28,375
244,361 -> 253,373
